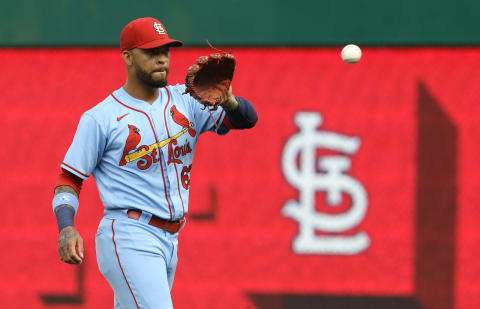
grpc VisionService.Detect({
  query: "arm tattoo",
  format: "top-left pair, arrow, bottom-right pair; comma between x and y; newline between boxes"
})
55,185 -> 79,197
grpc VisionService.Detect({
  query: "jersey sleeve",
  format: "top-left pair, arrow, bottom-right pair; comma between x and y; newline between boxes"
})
192,100 -> 229,135
60,113 -> 107,180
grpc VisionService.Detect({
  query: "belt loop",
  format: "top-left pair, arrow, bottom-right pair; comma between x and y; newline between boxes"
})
139,211 -> 152,224
178,217 -> 187,233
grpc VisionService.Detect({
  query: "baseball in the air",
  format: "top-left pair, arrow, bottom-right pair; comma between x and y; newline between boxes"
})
341,44 -> 362,63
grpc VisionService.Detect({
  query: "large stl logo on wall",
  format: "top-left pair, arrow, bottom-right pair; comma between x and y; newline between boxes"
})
282,112 -> 369,254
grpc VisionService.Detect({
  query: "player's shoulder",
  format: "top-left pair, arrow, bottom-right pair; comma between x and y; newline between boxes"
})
167,83 -> 186,92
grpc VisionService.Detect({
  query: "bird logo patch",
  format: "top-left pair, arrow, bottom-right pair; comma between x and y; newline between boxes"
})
168,105 -> 196,165
118,106 -> 196,170
119,125 -> 141,166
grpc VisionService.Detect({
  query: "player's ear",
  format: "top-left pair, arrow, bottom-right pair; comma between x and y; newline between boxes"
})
122,50 -> 133,66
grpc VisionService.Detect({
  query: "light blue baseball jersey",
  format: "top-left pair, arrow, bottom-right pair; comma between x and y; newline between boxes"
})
61,85 -> 228,220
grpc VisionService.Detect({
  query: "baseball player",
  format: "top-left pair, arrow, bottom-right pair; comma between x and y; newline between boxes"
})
52,17 -> 257,309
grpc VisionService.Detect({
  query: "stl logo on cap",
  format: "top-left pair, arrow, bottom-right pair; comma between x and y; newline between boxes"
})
153,22 -> 166,35
120,17 -> 183,51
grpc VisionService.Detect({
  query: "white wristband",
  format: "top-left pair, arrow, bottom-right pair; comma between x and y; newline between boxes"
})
52,192 -> 79,214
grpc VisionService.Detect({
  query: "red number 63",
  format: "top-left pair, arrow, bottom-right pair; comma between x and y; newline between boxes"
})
181,165 -> 192,190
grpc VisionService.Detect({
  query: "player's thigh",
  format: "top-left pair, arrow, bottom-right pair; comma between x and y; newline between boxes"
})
166,237 -> 178,290
96,218 -> 173,309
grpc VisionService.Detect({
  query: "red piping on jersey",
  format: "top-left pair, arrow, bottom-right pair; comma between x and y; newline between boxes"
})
163,88 -> 186,216
112,220 -> 140,309
218,109 -> 225,127
61,162 -> 89,178
111,93 -> 173,220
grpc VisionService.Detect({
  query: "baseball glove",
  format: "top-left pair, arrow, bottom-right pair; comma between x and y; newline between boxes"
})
183,53 -> 236,110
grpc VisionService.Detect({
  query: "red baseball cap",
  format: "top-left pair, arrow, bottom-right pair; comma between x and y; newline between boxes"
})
120,17 -> 183,51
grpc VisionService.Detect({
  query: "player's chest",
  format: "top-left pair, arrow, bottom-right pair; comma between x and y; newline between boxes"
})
107,104 -> 197,171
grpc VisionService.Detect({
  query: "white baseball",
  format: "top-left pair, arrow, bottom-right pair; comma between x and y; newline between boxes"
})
341,44 -> 362,64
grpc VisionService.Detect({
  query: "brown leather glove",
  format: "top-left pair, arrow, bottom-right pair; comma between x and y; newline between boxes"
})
183,53 -> 236,110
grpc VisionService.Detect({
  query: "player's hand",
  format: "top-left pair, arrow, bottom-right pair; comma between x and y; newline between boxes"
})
58,226 -> 84,264
221,86 -> 238,111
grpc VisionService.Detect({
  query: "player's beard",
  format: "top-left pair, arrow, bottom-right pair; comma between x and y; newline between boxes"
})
134,62 -> 169,88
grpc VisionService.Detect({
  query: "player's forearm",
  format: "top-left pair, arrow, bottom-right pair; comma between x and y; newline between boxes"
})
224,96 -> 258,129
54,205 -> 76,232
54,185 -> 78,231
53,174 -> 82,231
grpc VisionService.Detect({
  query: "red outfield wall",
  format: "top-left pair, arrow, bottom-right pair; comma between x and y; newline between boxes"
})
0,48 -> 479,309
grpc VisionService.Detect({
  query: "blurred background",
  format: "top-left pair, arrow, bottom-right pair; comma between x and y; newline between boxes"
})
1,0 -> 479,308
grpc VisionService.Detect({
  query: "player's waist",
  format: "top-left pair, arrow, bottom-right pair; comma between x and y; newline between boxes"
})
104,208 -> 185,234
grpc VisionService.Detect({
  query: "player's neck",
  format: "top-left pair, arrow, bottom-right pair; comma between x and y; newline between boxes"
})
123,80 -> 159,105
